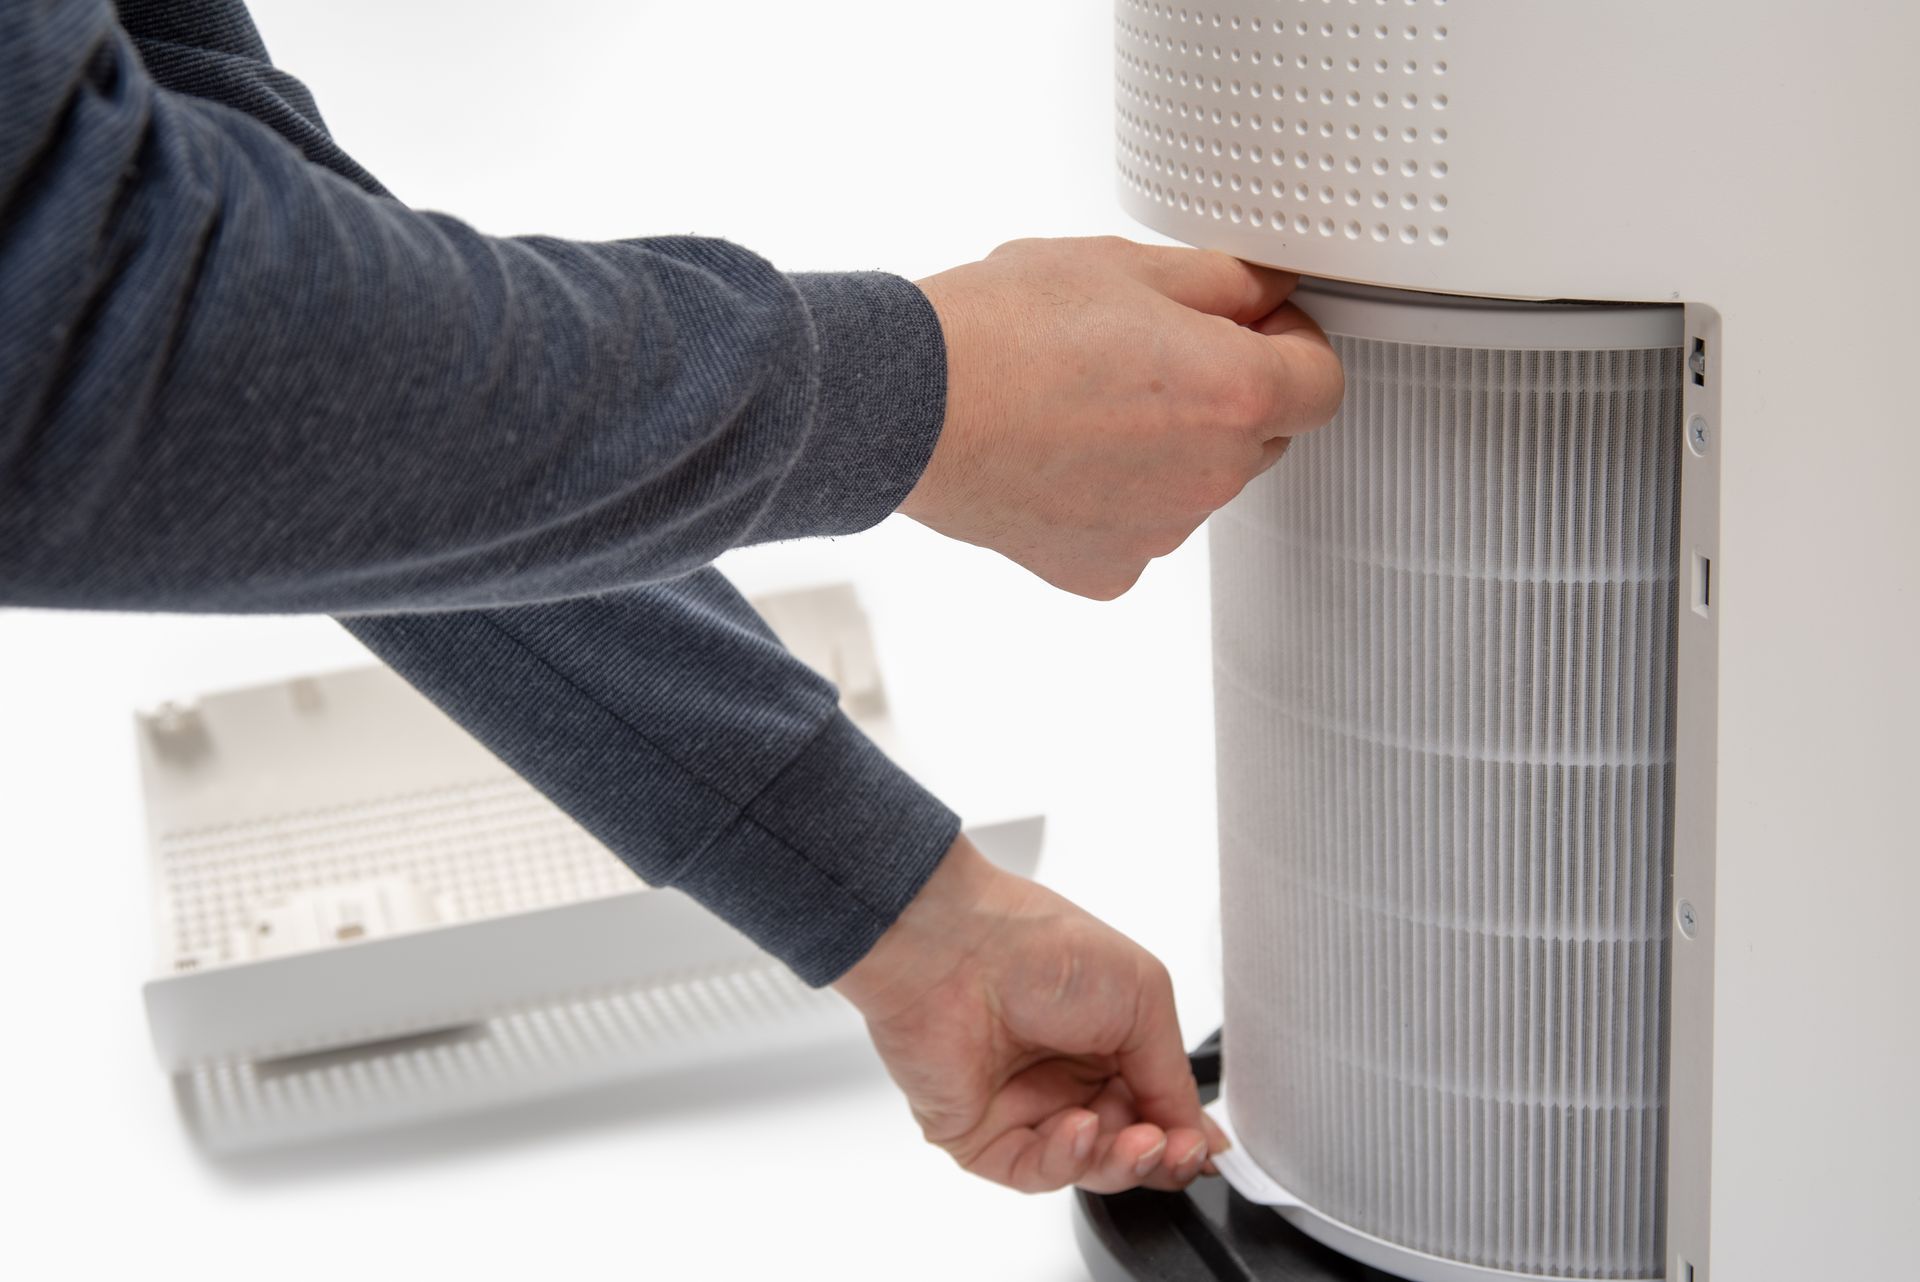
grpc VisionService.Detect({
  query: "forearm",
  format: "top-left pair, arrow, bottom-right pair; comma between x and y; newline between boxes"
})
0,3 -> 944,614
341,572 -> 961,984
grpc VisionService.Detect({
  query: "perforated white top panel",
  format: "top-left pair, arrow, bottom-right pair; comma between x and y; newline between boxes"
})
1116,1 -> 1456,254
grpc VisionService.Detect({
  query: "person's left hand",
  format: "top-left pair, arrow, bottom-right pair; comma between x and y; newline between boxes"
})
834,835 -> 1227,1193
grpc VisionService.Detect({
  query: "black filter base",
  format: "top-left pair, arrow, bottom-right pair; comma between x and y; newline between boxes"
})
1073,1178 -> 1401,1282
1072,1030 -> 1400,1282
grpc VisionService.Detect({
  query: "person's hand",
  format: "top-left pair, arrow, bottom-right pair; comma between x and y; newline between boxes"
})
904,235 -> 1343,600
835,835 -> 1226,1193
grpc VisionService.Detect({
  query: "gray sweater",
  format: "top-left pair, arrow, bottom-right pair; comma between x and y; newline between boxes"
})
0,0 -> 962,984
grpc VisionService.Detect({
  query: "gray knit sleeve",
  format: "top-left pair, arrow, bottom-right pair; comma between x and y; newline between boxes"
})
0,3 -> 946,613
343,571 -> 963,986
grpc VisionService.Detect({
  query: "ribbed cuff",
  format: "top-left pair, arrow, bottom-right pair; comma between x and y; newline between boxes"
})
750,271 -> 948,542
671,709 -> 962,986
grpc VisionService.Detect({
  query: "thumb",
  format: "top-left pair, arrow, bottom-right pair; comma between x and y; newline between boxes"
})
1114,962 -> 1209,1142
1248,301 -> 1346,433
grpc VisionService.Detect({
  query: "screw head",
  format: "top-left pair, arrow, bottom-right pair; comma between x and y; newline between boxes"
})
1686,415 -> 1710,457
1677,899 -> 1699,938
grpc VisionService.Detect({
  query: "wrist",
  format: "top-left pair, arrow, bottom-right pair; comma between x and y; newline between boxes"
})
897,275 -> 948,526
771,272 -> 948,540
897,269 -> 988,531
833,834 -> 1009,1020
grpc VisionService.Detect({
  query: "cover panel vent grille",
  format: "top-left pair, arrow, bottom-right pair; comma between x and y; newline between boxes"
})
1214,336 -> 1682,1278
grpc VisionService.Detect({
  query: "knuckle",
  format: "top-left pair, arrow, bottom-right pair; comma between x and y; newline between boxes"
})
1129,951 -> 1176,1007
1077,563 -> 1146,601
1142,513 -> 1205,558
1143,954 -> 1174,997
1186,461 -> 1250,513
1136,529 -> 1184,561
1211,368 -> 1274,433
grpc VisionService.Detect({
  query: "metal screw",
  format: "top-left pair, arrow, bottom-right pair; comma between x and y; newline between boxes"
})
1677,899 -> 1698,938
1686,415 -> 1710,457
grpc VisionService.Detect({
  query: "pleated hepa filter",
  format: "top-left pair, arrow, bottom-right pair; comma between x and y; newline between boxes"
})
1214,282 -> 1683,1281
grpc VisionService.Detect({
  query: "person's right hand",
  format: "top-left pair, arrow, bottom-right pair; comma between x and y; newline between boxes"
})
836,836 -> 1225,1194
903,236 -> 1344,600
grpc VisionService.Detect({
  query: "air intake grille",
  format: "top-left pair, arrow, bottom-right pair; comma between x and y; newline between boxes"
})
1214,333 -> 1682,1278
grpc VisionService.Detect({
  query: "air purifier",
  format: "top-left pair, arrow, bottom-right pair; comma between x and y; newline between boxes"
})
1077,4 -> 1920,1281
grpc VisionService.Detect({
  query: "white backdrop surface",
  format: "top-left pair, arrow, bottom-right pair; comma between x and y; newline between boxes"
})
0,3 -> 1224,1279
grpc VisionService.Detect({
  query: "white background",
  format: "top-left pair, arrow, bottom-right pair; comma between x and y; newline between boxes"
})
0,2 -> 1225,1278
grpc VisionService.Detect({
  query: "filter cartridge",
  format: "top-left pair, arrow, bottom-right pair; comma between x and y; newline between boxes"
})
1213,281 -> 1683,1280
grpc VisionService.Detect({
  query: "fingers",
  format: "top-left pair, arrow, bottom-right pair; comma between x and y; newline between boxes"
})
1121,243 -> 1297,324
987,1107 -> 1102,1193
1251,297 -> 1329,340
1138,1126 -> 1213,1192
1073,1122 -> 1176,1195
962,1055 -> 1111,1150
1245,302 -> 1346,436
1188,1112 -> 1230,1178
974,1108 -> 1171,1195
1084,1079 -> 1218,1190
1085,1077 -> 1140,1136
961,1081 -> 1223,1195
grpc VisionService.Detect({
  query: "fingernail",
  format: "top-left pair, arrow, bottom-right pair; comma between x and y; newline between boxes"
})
1177,1139 -> 1208,1172
1132,1137 -> 1168,1179
1071,1116 -> 1097,1164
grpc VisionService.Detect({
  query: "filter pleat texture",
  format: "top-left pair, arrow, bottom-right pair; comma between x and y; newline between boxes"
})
1214,336 -> 1681,1279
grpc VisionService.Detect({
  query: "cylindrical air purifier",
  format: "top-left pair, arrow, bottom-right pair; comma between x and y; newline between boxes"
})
1214,283 -> 1682,1280
1088,4 -> 1920,1282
